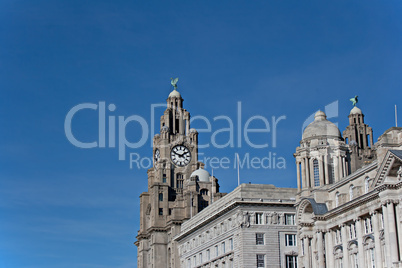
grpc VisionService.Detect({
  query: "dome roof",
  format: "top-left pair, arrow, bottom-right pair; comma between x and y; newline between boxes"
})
350,106 -> 362,115
302,111 -> 342,140
190,168 -> 210,182
168,89 -> 181,98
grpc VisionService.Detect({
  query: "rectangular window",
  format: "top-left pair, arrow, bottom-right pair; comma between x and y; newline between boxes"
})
256,213 -> 263,224
199,253 -> 202,264
163,174 -> 167,183
365,218 -> 373,234
193,255 -> 196,266
229,238 -> 233,250
159,208 -> 163,215
207,249 -> 210,260
215,245 -> 219,257
285,214 -> 295,225
349,224 -> 356,239
222,242 -> 225,253
257,254 -> 265,267
159,193 -> 163,201
187,258 -> 191,268
285,234 -> 296,246
313,159 -> 320,187
286,255 -> 297,268
256,233 -> 264,245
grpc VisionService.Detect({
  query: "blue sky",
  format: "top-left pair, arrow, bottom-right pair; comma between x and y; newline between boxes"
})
1,0 -> 401,267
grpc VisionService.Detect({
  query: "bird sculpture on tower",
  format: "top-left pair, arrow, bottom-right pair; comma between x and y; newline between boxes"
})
350,95 -> 358,106
171,77 -> 179,90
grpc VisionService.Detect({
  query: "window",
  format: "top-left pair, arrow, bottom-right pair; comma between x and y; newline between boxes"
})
199,253 -> 202,264
193,255 -> 196,266
365,177 -> 370,193
200,189 -> 208,195
255,213 -> 263,224
222,242 -> 226,253
257,254 -> 265,267
335,192 -> 340,207
206,249 -> 210,260
177,174 -> 183,189
329,160 -> 335,184
159,208 -> 163,215
349,185 -> 354,200
349,224 -> 356,239
187,258 -> 191,268
159,193 -> 163,201
286,255 -> 297,268
215,245 -> 219,257
365,218 -> 373,234
229,238 -> 233,250
313,159 -> 320,187
285,214 -> 295,225
285,234 -> 296,246
256,233 -> 264,245
162,174 -> 167,183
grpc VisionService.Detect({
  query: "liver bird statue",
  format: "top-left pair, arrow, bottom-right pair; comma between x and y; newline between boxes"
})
350,95 -> 358,106
171,77 -> 179,90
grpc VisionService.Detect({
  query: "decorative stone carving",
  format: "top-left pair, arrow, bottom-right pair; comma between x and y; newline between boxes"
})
236,211 -> 250,228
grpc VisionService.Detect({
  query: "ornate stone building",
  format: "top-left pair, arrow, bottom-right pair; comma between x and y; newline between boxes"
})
135,88 -> 225,268
294,107 -> 402,268
174,184 -> 298,268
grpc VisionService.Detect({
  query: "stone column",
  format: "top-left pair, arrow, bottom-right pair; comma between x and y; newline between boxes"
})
317,231 -> 325,267
338,155 -> 345,178
303,237 -> 309,268
334,156 -> 339,182
341,224 -> 350,268
372,211 -> 383,268
325,230 -> 334,267
355,218 -> 366,268
343,156 -> 348,176
382,203 -> 391,267
387,201 -> 400,263
305,158 -> 310,188
301,158 -> 306,189
324,154 -> 329,185
296,161 -> 301,192
319,156 -> 325,187
311,236 -> 317,268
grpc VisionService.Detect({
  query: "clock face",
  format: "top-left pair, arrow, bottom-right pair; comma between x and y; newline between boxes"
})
170,145 -> 191,167
154,149 -> 160,163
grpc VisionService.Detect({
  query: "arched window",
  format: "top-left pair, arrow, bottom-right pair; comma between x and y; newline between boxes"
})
313,159 -> 320,187
365,177 -> 370,193
335,192 -> 340,207
200,189 -> 208,195
349,185 -> 354,200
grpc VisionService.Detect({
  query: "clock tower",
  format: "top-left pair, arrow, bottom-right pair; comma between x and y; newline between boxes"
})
135,83 -> 224,268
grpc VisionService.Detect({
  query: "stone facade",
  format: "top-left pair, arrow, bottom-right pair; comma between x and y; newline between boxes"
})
174,184 -> 298,268
294,107 -> 402,268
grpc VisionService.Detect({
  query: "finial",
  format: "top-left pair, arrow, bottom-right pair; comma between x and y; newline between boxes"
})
170,77 -> 179,90
349,95 -> 358,106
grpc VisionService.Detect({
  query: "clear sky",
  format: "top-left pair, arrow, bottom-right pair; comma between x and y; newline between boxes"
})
1,0 -> 401,267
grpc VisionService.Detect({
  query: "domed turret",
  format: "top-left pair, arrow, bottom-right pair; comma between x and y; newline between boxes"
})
168,89 -> 181,98
190,168 -> 210,182
302,111 -> 342,140
350,106 -> 362,115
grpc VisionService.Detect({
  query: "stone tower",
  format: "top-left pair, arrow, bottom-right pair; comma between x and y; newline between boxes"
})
343,106 -> 376,173
135,87 -> 223,268
294,111 -> 349,197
